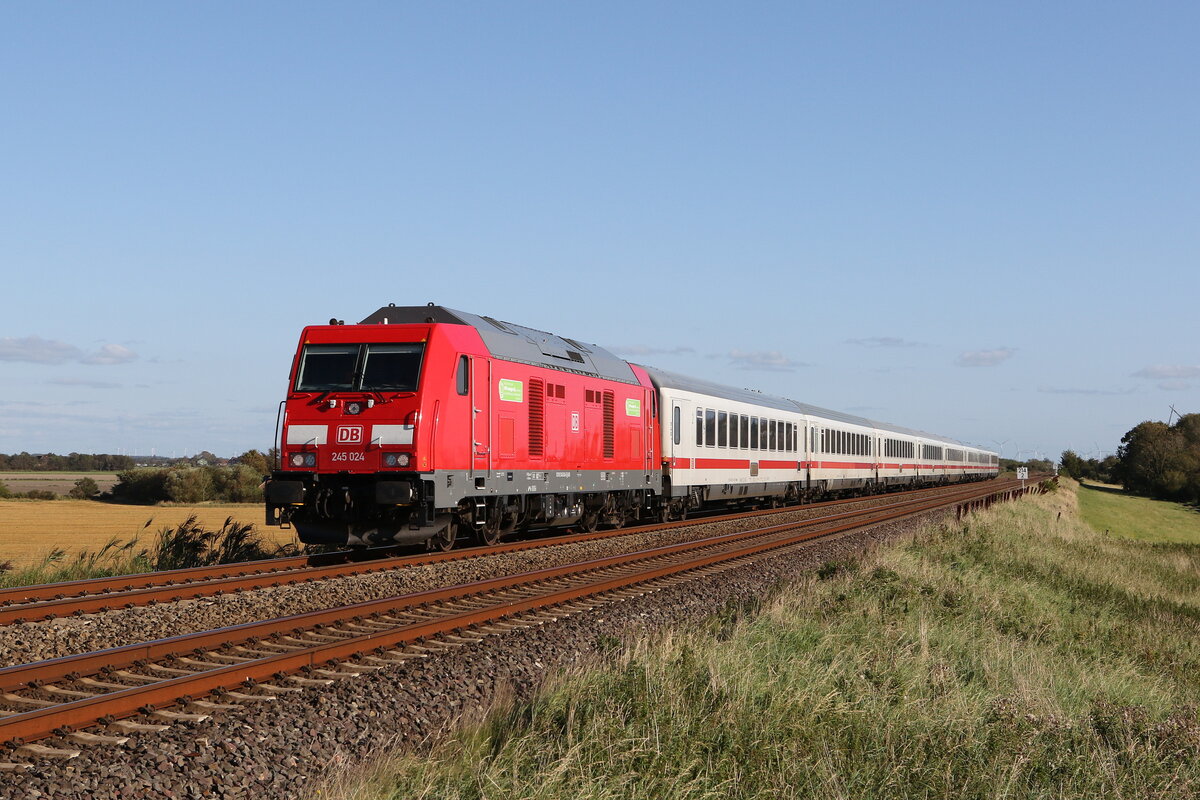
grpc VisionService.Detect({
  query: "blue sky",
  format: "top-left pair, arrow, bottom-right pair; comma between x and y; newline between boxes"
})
1,2 -> 1196,462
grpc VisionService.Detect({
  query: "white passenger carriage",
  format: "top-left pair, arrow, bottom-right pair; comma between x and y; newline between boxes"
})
641,366 -> 998,515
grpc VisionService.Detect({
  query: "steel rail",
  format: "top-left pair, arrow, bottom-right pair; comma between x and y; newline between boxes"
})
0,481 -> 1037,745
0,480 -> 1017,626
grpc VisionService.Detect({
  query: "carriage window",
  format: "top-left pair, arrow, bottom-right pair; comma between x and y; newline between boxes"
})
730,414 -> 740,448
705,409 -> 716,447
718,411 -> 728,447
769,420 -> 778,451
673,406 -> 681,446
750,417 -> 760,449
740,415 -> 749,449
696,409 -> 703,446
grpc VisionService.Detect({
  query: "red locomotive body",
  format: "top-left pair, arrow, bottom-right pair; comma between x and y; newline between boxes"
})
266,305 -> 661,548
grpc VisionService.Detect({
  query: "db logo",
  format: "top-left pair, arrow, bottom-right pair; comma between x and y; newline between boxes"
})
336,425 -> 364,445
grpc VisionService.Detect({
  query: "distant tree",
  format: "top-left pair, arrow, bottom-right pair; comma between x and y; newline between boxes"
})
165,468 -> 216,504
234,449 -> 272,476
111,468 -> 173,504
1113,414 -> 1200,503
0,479 -> 11,499
1059,450 -> 1085,479
68,477 -> 101,500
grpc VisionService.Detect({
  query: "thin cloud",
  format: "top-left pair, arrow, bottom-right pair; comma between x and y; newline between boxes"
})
48,378 -> 122,389
609,345 -> 697,357
1037,386 -> 1134,396
726,349 -> 807,372
1132,365 -> 1200,379
81,343 -> 138,365
0,336 -> 81,364
956,348 -> 1015,367
1157,380 -> 1194,391
846,337 -> 925,348
0,336 -> 138,365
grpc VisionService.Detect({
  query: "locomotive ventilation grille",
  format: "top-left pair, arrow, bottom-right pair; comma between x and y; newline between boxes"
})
603,390 -> 615,459
529,378 -> 545,457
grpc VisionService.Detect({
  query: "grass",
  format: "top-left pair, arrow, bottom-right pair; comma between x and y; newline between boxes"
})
322,480 -> 1200,800
1077,481 -> 1200,543
0,499 -> 294,569
0,514 -> 304,589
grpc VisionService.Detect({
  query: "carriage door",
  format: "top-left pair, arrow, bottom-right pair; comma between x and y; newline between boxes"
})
470,358 -> 492,482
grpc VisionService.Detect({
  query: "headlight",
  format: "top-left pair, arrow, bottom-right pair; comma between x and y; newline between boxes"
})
291,453 -> 304,467
291,453 -> 317,468
384,453 -> 411,468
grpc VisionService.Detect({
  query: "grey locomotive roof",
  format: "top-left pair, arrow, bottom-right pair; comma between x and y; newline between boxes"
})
639,364 -> 983,449
359,304 -> 640,385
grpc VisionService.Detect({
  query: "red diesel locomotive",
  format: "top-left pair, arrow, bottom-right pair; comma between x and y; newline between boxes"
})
265,304 -> 999,550
265,304 -> 661,549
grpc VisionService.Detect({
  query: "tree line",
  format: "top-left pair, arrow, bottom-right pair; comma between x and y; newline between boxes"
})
0,449 -> 277,503
1057,413 -> 1199,505
0,452 -> 136,471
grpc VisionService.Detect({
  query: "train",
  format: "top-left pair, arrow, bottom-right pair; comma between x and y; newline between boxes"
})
264,304 -> 999,549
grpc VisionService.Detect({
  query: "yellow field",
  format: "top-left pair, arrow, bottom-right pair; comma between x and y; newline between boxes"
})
0,500 -> 300,568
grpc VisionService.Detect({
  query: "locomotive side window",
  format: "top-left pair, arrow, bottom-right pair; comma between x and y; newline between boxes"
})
295,344 -> 359,391
456,356 -> 470,396
673,406 -> 681,446
360,344 -> 425,392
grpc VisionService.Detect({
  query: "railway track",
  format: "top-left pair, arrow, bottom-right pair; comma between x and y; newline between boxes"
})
0,478 -> 1045,762
0,480 -> 1022,627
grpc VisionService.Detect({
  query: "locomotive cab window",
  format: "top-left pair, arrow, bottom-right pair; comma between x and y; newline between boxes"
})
360,344 -> 425,391
295,344 -> 358,391
295,342 -> 426,393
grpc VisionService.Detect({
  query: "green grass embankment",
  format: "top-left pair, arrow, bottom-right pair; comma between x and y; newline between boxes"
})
331,481 -> 1200,800
1077,480 -> 1200,543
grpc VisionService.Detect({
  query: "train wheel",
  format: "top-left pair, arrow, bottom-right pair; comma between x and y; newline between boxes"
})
578,509 -> 601,533
477,512 -> 502,546
426,520 -> 457,552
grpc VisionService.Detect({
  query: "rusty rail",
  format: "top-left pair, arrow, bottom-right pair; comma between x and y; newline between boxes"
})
0,480 -> 1020,626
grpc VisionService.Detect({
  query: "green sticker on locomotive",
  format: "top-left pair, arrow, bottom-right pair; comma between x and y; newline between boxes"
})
498,379 -> 524,402
626,398 -> 641,417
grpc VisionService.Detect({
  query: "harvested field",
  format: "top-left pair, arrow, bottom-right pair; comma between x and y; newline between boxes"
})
0,500 -> 295,568
0,472 -> 120,496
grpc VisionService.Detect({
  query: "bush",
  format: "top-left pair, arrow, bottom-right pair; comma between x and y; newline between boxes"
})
68,477 -> 100,500
164,468 -> 215,504
111,465 -> 264,504
112,468 -> 173,503
0,480 -> 10,499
